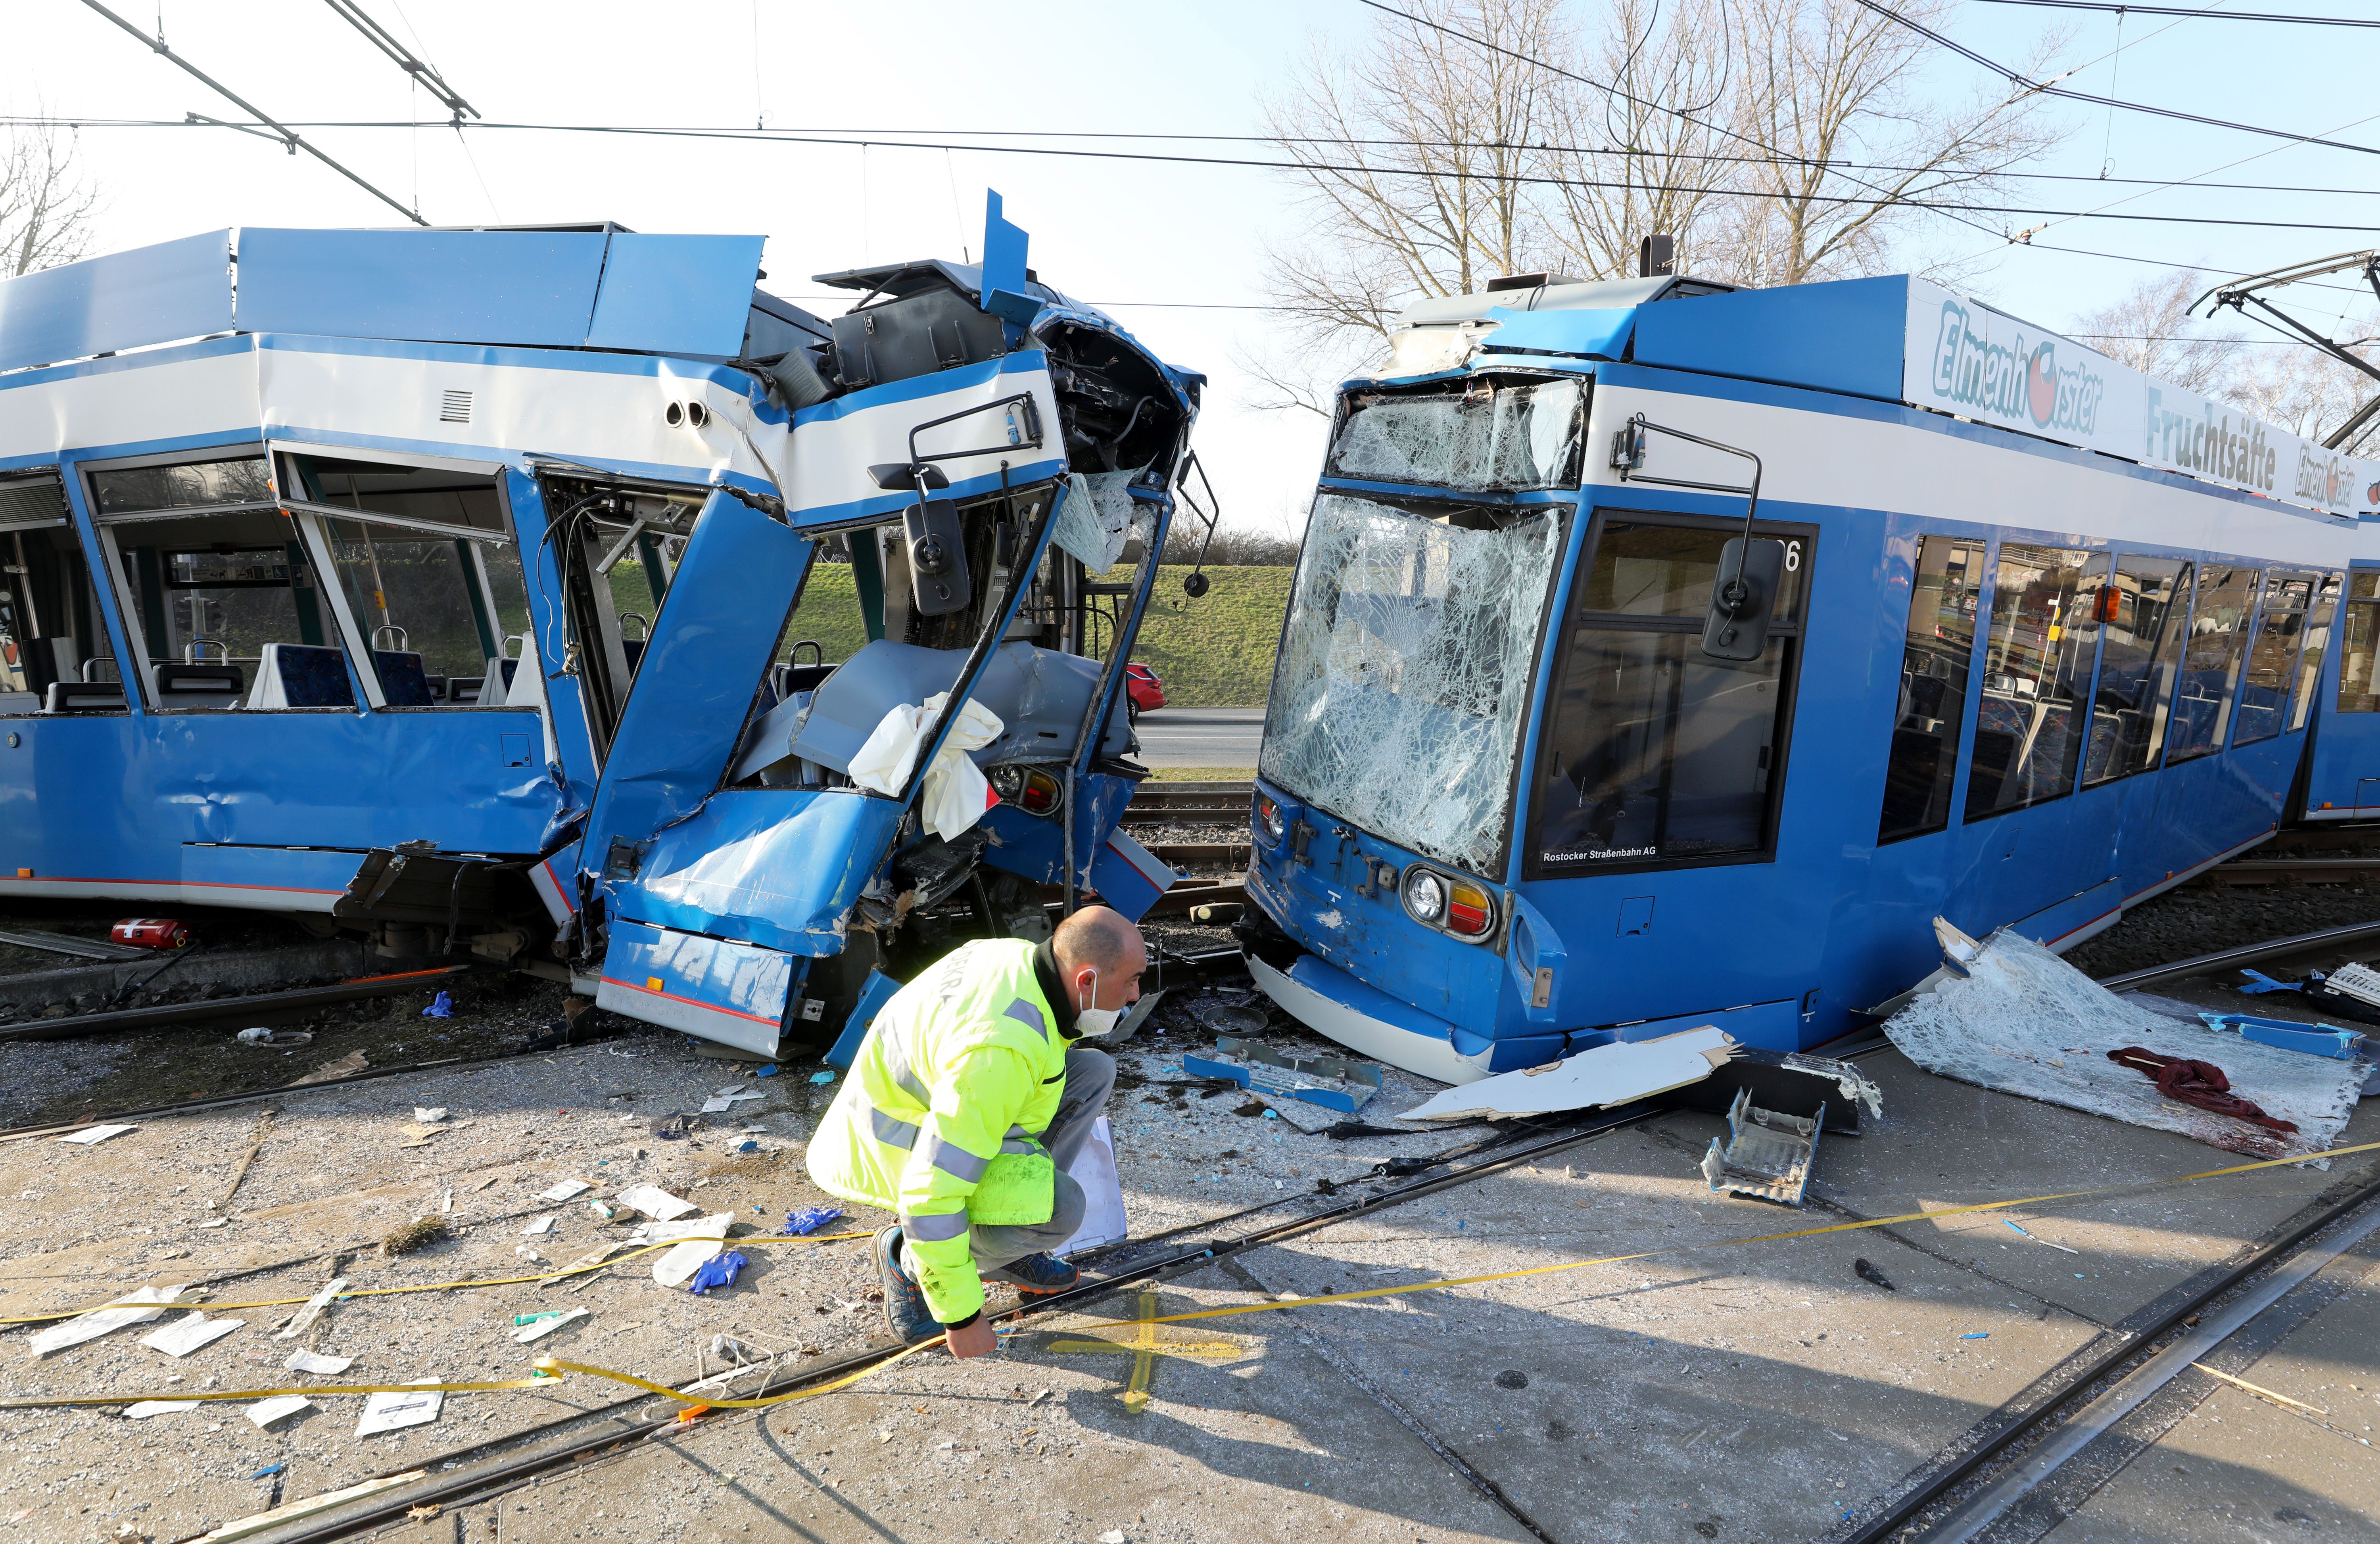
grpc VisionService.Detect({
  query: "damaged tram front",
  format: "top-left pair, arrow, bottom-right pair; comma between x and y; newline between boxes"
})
0,202 -> 1200,1055
1245,271 -> 2373,1084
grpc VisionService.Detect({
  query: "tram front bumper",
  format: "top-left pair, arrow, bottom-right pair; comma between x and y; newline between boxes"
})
1246,952 -> 1491,1086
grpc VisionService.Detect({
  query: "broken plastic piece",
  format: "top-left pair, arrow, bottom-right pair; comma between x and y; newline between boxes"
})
538,1179 -> 592,1203
809,1070 -> 835,1086
421,991 -> 453,1020
511,1308 -> 589,1344
1180,1036 -> 1382,1114
285,1349 -> 353,1375
2236,969 -> 2301,995
58,1124 -> 134,1145
785,1206 -> 844,1236
354,1379 -> 443,1437
1697,1088 -> 1824,1206
28,1284 -> 190,1356
123,1399 -> 200,1419
687,1251 -> 749,1295
275,1278 -> 350,1341
1854,1259 -> 1895,1291
2198,1013 -> 2365,1061
614,1184 -> 700,1222
1406,1027 -> 1736,1121
522,1214 -> 557,1236
1959,1332 -> 1989,1341
246,1394 -> 313,1429
138,1312 -> 245,1358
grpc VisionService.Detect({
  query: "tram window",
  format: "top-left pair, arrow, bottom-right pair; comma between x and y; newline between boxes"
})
1877,536 -> 1984,843
1327,376 -> 1585,492
1576,521 -> 1804,623
2292,573 -> 2343,731
284,456 -> 530,710
2338,573 -> 2380,714
2166,566 -> 2262,761
1964,545 -> 2098,821
2235,573 -> 2313,746
2081,556 -> 2192,787
96,506 -> 353,712
1528,511 -> 1807,872
88,455 -> 271,517
0,473 -> 125,714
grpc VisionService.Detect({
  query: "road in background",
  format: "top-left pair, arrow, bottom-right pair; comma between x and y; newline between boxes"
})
1134,707 -> 1264,769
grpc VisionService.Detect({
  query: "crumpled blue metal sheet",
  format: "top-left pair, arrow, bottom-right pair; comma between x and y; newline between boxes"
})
612,789 -> 904,956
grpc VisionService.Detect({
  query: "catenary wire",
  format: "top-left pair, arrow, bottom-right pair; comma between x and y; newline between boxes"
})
1974,0 -> 2380,24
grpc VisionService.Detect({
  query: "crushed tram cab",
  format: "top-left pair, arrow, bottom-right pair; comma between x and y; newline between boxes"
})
0,195 -> 1202,1053
1239,270 -> 2380,1082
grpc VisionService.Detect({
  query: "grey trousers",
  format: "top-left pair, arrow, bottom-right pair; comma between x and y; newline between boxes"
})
965,1046 -> 1115,1270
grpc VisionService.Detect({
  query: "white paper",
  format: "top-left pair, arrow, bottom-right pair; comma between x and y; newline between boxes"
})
1056,1116 -> 1128,1254
521,1214 -> 557,1236
275,1278 -> 349,1340
123,1399 -> 200,1419
28,1285 -> 190,1356
650,1215 -> 733,1287
711,1085 -> 747,1099
700,1096 -> 735,1114
138,1312 -> 244,1358
412,1107 -> 447,1124
58,1124 -> 134,1146
537,1179 -> 591,1203
354,1378 -> 443,1437
614,1184 -> 698,1222
285,1349 -> 353,1375
246,1394 -> 312,1429
196,1218 -> 228,1229
511,1308 -> 589,1344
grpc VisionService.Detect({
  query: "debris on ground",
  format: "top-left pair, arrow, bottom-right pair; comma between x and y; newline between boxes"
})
381,1217 -> 451,1256
354,1379 -> 443,1436
511,1308 -> 589,1343
1697,1088 -> 1823,1205
421,991 -> 453,1019
245,1394 -> 312,1429
2198,1012 -> 2365,1060
56,1123 -> 134,1146
1181,1035 -> 1382,1115
687,1251 -> 749,1295
1854,1259 -> 1895,1291
137,1311 -> 244,1358
786,1206 -> 845,1235
27,1284 -> 190,1356
617,1183 -> 700,1220
1405,1027 -> 1737,1121
286,1349 -> 353,1374
1887,919 -> 2364,1158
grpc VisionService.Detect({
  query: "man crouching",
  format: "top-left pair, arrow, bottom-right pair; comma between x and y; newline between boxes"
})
805,905 -> 1142,1358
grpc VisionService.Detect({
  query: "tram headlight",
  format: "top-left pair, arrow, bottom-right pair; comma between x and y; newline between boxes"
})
1405,869 -> 1446,923
1256,794 -> 1285,844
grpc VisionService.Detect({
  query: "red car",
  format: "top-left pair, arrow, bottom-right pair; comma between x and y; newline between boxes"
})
1123,662 -> 1165,722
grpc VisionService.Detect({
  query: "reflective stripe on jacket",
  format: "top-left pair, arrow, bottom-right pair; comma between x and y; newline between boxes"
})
803,938 -> 1067,1323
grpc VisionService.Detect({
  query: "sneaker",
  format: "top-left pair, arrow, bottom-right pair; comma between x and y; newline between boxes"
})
872,1226 -> 934,1344
984,1252 -> 1080,1295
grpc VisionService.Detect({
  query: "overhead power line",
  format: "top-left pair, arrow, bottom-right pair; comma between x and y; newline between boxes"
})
1975,0 -> 2380,25
317,0 -> 479,122
73,0 -> 427,226
1850,0 -> 2380,157
19,111 -> 2380,236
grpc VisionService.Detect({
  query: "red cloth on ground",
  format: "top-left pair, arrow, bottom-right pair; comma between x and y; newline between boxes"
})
2105,1047 -> 2297,1134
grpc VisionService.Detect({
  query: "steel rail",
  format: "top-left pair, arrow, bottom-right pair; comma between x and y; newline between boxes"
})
2092,917 -> 2380,991
0,964 -> 473,1045
1836,1168 -> 2380,1544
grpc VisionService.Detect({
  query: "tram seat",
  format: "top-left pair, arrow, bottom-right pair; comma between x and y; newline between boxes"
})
151,663 -> 244,710
448,676 -> 486,704
247,644 -> 357,710
621,639 -> 645,676
42,680 -> 126,712
771,662 -> 839,700
1977,696 -> 2027,739
372,650 -> 437,707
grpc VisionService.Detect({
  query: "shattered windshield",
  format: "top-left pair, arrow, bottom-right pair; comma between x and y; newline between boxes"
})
1261,491 -> 1564,875
1326,376 -> 1584,491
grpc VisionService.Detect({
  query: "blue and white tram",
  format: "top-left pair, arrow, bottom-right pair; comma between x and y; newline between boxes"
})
2299,511 -> 2380,820
0,207 -> 1201,1056
1240,272 -> 2380,1082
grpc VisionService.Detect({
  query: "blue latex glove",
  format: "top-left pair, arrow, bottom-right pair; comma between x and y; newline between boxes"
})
687,1251 -> 748,1295
422,990 -> 454,1018
786,1206 -> 843,1236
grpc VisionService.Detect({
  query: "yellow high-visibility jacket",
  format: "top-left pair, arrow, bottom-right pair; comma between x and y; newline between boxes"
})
805,938 -> 1067,1323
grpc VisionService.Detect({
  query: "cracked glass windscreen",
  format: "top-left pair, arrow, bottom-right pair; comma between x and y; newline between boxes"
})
1326,377 -> 1584,491
1261,491 -> 1563,874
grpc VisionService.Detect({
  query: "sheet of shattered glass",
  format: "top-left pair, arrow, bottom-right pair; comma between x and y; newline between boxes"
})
1052,464 -> 1147,571
1261,492 -> 1562,874
1328,377 -> 1581,491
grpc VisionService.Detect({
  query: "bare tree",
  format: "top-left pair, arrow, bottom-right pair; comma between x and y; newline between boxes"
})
1251,0 -> 2071,401
2069,269 -> 2244,397
0,122 -> 99,278
1713,0 -> 2065,287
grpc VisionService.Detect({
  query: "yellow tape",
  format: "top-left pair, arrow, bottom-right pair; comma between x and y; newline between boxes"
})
8,1138 -> 2374,1417
0,1231 -> 874,1328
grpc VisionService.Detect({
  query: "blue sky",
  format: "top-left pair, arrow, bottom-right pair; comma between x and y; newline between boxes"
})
6,0 -> 2376,526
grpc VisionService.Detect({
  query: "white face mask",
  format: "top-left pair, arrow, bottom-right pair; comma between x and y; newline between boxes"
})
1073,967 -> 1121,1038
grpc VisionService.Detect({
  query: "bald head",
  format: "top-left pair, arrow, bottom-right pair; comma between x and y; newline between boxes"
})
1052,905 -> 1148,1015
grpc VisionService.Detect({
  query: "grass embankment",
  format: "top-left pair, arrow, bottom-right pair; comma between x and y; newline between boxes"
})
747,562 -> 1291,708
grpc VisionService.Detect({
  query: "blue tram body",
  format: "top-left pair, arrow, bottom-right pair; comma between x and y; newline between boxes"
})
1243,272 -> 2380,1083
0,205 -> 1200,1054
2299,514 -> 2380,820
